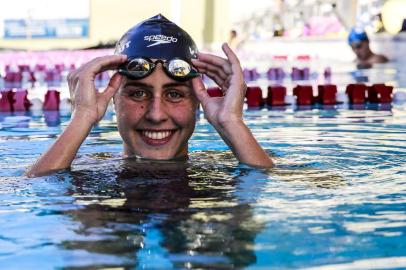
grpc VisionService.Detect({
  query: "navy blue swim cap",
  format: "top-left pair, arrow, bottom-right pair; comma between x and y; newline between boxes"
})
348,27 -> 369,45
115,14 -> 198,60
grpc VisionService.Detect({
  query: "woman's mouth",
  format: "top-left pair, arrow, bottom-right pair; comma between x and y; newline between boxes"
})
140,130 -> 175,145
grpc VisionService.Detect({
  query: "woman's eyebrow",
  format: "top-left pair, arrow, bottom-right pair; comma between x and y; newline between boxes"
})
124,82 -> 154,90
163,82 -> 191,89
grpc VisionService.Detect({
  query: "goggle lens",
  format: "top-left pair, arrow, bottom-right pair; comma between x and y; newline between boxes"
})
167,59 -> 192,77
119,57 -> 198,81
352,42 -> 362,49
127,58 -> 151,77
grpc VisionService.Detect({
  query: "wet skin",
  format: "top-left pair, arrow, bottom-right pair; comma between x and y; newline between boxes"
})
350,40 -> 388,66
351,41 -> 370,61
114,65 -> 199,160
26,44 -> 273,177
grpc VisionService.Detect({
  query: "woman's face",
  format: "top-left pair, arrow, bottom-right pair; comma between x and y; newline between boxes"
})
351,41 -> 370,60
114,64 -> 199,160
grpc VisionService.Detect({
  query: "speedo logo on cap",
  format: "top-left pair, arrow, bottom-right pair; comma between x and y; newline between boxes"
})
116,41 -> 131,53
144,34 -> 178,47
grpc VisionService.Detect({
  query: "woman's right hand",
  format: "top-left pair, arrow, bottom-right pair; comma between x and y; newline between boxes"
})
67,55 -> 127,124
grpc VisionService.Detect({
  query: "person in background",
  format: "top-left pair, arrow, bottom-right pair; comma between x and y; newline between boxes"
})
348,27 -> 389,68
26,14 -> 273,177
228,29 -> 244,51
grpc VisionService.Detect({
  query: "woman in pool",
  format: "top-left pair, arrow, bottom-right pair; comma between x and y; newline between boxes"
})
348,27 -> 389,68
27,14 -> 273,177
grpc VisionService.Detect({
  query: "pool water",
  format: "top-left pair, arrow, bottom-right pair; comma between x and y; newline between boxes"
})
1,103 -> 406,269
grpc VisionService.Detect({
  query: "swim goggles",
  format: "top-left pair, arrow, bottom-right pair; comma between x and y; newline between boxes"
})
118,57 -> 199,81
350,42 -> 363,49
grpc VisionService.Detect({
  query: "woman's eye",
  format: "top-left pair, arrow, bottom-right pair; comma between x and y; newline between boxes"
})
167,91 -> 183,99
129,90 -> 148,99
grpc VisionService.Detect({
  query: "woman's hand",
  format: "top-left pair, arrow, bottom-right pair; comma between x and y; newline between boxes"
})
191,43 -> 273,168
68,55 -> 127,124
191,43 -> 247,129
26,55 -> 128,177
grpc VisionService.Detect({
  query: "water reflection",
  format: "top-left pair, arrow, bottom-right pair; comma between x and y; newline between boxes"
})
44,111 -> 61,127
60,156 -> 265,269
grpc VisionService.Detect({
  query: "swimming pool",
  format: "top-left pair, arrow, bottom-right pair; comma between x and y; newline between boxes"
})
1,100 -> 405,269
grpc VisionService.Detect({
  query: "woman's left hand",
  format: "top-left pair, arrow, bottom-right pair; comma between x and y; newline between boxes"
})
191,43 -> 247,130
191,43 -> 273,168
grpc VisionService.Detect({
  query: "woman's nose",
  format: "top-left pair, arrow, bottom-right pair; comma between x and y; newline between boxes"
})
144,97 -> 169,123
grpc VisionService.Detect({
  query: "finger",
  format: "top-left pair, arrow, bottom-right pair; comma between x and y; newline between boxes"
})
100,72 -> 123,102
191,77 -> 210,106
83,55 -> 127,77
197,67 -> 226,89
68,70 -> 82,102
67,70 -> 78,97
192,61 -> 229,88
196,52 -> 232,75
221,43 -> 243,78
221,43 -> 240,64
192,59 -> 229,80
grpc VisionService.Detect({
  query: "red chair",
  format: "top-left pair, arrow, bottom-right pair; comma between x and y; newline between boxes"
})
293,85 -> 313,105
346,84 -> 367,104
367,84 -> 393,103
317,85 -> 337,105
267,86 -> 286,106
246,86 -> 264,107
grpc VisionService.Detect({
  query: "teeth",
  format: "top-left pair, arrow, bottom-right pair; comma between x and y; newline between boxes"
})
142,131 -> 171,140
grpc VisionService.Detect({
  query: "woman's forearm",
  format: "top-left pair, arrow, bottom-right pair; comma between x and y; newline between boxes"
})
26,115 -> 93,177
215,119 -> 274,168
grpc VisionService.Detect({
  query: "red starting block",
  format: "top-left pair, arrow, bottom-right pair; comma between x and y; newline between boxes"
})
4,72 -> 22,85
317,85 -> 337,105
367,84 -> 393,103
267,86 -> 286,106
246,86 -> 264,107
13,90 -> 31,111
44,90 -> 60,110
291,67 -> 310,80
35,64 -> 46,71
293,85 -> 313,105
45,70 -> 62,83
18,65 -> 30,73
267,68 -> 285,80
0,90 -> 14,112
346,84 -> 367,104
207,87 -> 223,97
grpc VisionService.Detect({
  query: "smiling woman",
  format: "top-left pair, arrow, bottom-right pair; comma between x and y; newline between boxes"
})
114,68 -> 199,160
26,14 -> 273,177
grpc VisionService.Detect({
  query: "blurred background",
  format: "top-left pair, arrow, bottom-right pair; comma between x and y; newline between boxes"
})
0,0 -> 406,104
1,0 -> 405,56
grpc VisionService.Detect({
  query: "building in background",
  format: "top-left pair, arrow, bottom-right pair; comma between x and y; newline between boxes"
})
0,0 -> 404,52
0,0 -> 230,50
